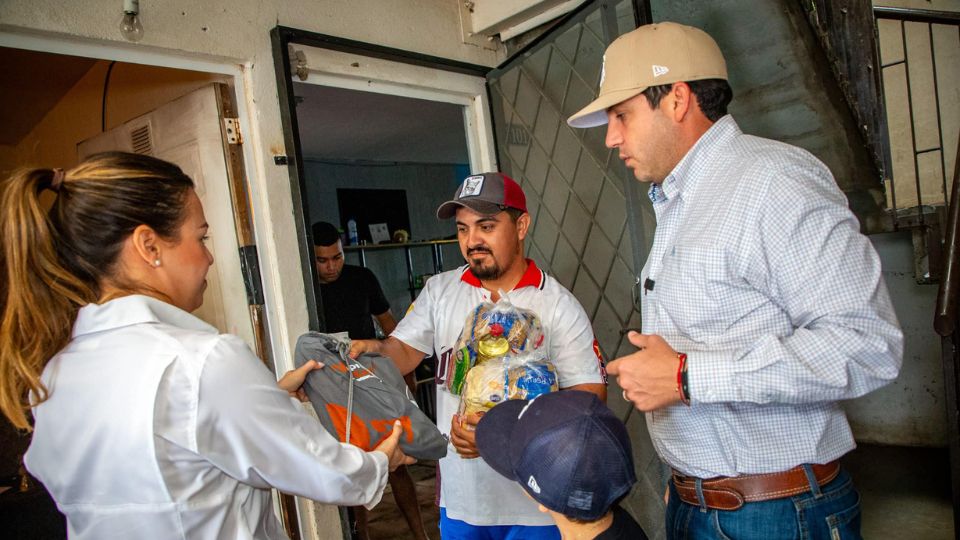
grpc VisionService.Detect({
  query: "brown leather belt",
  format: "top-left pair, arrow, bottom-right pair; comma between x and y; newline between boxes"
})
672,460 -> 841,511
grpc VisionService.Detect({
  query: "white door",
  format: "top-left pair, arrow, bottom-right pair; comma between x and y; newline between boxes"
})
78,84 -> 256,348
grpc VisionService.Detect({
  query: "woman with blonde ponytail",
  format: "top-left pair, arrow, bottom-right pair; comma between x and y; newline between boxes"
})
0,167 -> 95,432
0,152 -> 412,539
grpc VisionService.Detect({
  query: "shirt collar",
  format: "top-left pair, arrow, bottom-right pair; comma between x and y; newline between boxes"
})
648,114 -> 741,204
460,258 -> 544,291
72,294 -> 217,338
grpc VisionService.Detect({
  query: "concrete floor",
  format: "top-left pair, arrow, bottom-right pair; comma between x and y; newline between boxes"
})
366,445 -> 955,539
843,444 -> 954,540
367,461 -> 440,540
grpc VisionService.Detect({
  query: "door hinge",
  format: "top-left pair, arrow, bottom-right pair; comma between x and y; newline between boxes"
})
239,245 -> 264,305
223,118 -> 242,145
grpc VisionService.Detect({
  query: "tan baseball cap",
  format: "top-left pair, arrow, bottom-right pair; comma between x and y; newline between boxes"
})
567,22 -> 727,128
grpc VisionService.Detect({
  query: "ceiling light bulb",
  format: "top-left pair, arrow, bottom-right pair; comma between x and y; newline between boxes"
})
119,0 -> 144,42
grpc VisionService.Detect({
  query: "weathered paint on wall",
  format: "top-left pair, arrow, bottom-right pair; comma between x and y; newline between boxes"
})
846,232 -> 947,446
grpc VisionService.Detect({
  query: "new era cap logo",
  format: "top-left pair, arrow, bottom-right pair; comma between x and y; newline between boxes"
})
460,175 -> 484,197
527,475 -> 541,494
652,64 -> 669,77
517,394 -> 541,420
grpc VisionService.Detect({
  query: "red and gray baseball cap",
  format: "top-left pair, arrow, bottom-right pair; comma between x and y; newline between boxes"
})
436,172 -> 528,219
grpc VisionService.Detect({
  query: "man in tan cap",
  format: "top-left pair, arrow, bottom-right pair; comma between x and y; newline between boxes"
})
569,22 -> 903,538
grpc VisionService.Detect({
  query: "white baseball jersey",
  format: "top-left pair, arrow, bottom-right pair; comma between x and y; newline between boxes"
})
392,260 -> 606,526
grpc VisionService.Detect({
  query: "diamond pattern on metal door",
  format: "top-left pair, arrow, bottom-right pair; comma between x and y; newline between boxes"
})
488,1 -> 656,362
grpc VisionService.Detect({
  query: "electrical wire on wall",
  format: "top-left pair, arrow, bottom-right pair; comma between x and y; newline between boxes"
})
101,61 -> 117,132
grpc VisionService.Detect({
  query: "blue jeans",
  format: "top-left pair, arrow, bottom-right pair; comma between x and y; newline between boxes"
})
439,508 -> 560,540
666,466 -> 862,540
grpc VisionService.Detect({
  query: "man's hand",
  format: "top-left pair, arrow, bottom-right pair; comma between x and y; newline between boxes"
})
606,332 -> 681,411
349,336 -> 426,376
277,360 -> 324,402
373,420 -> 417,471
449,412 -> 482,459
349,339 -> 381,359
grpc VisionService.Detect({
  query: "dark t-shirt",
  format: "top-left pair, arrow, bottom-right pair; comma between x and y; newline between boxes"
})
319,265 -> 390,339
594,506 -> 648,540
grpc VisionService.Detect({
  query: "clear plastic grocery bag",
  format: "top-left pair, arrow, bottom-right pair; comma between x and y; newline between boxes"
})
458,350 -> 559,417
443,292 -> 545,396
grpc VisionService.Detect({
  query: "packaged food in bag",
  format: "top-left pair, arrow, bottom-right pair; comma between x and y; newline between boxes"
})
458,350 -> 559,417
444,292 -> 545,395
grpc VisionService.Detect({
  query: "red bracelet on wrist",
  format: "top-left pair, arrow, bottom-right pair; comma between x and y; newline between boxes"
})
676,352 -> 690,406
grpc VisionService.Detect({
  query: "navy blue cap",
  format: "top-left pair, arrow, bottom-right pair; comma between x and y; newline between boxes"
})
475,391 -> 636,521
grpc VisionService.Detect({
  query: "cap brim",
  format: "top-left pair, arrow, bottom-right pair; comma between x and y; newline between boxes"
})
566,87 -> 650,128
475,399 -> 529,480
436,199 -> 504,220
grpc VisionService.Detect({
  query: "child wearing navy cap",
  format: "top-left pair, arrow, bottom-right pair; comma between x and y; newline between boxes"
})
476,391 -> 648,539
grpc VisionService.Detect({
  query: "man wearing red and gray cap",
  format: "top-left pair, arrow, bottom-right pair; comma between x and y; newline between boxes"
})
568,22 -> 902,538
351,172 -> 607,539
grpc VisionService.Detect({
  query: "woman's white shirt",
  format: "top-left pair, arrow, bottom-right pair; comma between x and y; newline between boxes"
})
25,295 -> 388,539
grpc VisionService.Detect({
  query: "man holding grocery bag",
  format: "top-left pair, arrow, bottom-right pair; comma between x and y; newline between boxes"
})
350,172 -> 607,539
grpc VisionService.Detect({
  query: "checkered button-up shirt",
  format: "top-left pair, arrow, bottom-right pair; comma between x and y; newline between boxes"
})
641,115 -> 903,478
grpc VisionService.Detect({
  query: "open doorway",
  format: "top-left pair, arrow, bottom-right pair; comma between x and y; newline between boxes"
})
295,84 -> 469,319
294,77 -> 479,540
0,48 -> 262,351
296,83 -> 470,540
273,27 -> 501,540
0,49 -> 229,174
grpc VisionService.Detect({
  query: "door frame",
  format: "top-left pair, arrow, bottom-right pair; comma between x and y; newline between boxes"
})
0,31 -> 269,319
270,26 -> 498,334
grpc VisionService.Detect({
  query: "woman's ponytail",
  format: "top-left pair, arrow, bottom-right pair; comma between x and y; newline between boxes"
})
0,167 -> 93,430
0,152 -> 193,430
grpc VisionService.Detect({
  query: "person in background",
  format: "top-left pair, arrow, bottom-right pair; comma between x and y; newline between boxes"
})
312,221 -> 428,540
567,22 -> 903,539
350,172 -> 608,540
0,152 -> 412,540
476,390 -> 648,540
313,221 -> 397,340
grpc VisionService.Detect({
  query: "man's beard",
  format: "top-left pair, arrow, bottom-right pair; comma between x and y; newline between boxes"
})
467,247 -> 503,280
